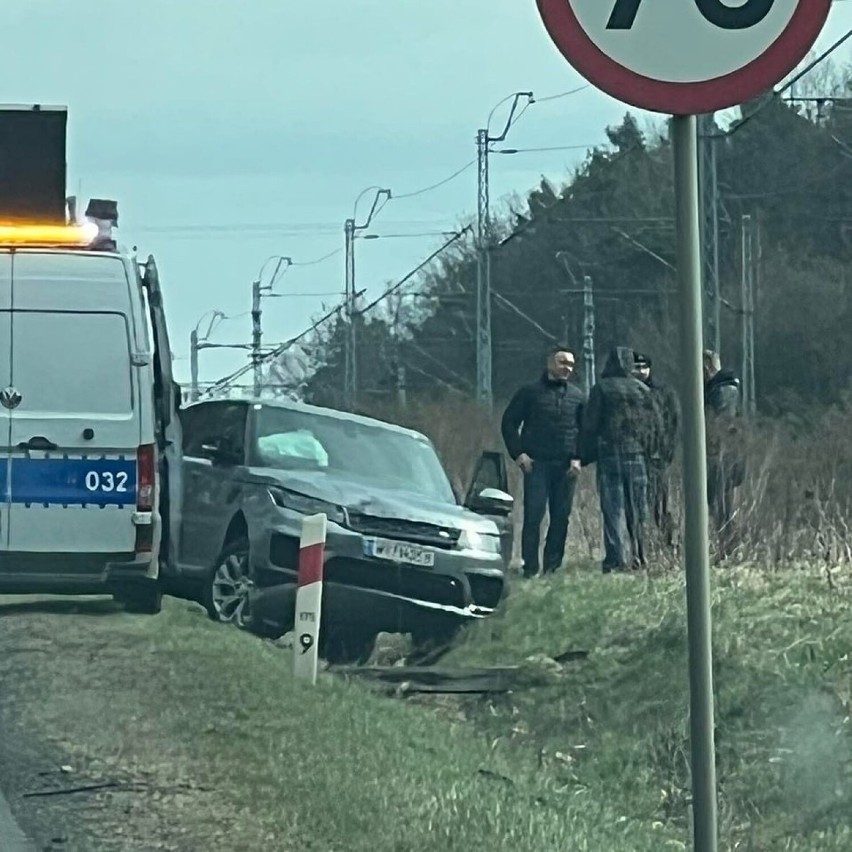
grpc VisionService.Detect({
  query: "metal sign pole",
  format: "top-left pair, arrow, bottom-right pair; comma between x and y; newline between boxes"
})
672,113 -> 718,852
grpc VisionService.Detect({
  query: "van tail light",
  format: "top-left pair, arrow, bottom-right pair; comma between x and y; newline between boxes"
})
135,444 -> 156,554
137,444 -> 155,512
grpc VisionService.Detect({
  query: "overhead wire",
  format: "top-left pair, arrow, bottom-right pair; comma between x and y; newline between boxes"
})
203,295 -> 363,396
205,228 -> 472,395
355,227 -> 473,318
495,144 -> 598,154
533,85 -> 590,103
291,247 -> 343,266
392,160 -> 477,200
361,231 -> 461,240
725,27 -> 852,137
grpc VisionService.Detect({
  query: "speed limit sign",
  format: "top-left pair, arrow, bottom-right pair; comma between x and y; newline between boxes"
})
536,0 -> 832,113
532,3 -> 833,851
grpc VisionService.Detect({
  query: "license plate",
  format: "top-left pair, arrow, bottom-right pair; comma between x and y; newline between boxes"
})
364,537 -> 435,567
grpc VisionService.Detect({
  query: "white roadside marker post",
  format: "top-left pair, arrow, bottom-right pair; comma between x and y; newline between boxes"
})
294,513 -> 327,684
533,2 -> 832,850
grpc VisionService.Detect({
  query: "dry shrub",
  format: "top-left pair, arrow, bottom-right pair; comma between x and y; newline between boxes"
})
358,392 -> 852,572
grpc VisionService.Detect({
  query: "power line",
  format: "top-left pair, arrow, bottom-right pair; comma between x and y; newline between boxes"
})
132,219 -> 450,234
726,28 -> 852,137
203,294 -> 364,396
356,227 -> 473,318
264,292 -> 343,298
205,228 -> 471,395
495,144 -> 598,154
534,85 -> 590,103
392,160 -> 477,200
364,231 -> 460,240
291,247 -> 343,267
493,85 -> 590,143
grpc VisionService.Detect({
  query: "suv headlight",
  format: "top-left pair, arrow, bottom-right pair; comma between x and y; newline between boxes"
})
268,487 -> 346,525
459,528 -> 502,555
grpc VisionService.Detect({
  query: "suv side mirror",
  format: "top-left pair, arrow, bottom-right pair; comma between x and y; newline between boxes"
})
468,487 -> 514,517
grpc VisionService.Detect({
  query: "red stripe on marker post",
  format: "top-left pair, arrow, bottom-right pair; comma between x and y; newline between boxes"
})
294,513 -> 327,684
298,542 -> 324,587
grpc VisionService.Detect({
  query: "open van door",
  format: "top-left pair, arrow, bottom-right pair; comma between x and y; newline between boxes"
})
0,252 -> 11,551
140,256 -> 183,578
464,451 -> 514,568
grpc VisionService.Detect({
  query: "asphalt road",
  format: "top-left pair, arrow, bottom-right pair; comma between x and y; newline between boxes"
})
0,787 -> 35,852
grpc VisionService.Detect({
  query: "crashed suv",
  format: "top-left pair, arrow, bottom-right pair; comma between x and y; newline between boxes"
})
171,398 -> 514,662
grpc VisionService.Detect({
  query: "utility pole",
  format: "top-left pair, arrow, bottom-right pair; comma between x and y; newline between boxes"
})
699,113 -> 721,355
251,256 -> 292,398
582,274 -> 596,393
190,329 -> 200,402
751,214 -> 760,415
741,214 -> 756,415
190,310 -> 227,403
396,361 -> 407,408
475,91 -> 534,407
343,187 -> 391,409
251,278 -> 263,397
554,251 -> 595,390
344,217 -> 356,408
476,127 -> 492,406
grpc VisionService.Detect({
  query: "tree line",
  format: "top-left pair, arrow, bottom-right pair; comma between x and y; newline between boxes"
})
274,65 -> 852,415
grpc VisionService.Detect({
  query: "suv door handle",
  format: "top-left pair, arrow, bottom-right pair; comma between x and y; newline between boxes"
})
18,436 -> 59,452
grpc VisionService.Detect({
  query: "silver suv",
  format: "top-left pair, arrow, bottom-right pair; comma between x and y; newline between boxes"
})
168,398 -> 514,662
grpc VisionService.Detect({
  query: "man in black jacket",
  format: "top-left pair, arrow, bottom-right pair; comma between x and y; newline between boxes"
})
579,347 -> 662,572
501,346 -> 585,578
704,349 -> 744,556
634,352 -> 680,548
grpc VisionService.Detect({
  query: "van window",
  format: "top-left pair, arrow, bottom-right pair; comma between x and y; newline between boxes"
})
12,311 -> 133,414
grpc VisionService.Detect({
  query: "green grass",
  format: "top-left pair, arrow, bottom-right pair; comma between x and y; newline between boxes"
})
0,596 -> 679,851
3,564 -> 850,850
446,565 -> 852,851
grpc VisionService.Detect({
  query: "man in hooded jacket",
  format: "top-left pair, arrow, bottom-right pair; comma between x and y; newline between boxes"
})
580,346 -> 662,572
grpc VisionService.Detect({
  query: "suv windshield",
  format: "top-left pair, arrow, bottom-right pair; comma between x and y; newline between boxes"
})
251,405 -> 457,504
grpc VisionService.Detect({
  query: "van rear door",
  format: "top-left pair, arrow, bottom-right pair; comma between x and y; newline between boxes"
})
6,252 -> 141,556
0,252 -> 11,550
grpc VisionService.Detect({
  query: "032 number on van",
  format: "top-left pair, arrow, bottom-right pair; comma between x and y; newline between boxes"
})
9,458 -> 138,506
85,470 -> 130,494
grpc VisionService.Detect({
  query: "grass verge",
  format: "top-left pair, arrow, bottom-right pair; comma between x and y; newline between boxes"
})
446,564 -> 852,851
0,594 -> 678,852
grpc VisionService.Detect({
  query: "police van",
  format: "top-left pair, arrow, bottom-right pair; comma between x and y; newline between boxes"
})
0,210 -> 182,613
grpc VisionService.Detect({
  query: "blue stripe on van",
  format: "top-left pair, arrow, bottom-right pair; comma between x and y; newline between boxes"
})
8,458 -> 137,506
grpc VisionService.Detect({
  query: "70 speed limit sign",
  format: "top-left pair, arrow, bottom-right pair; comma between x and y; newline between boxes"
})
536,0 -> 832,113
533,4 -> 834,851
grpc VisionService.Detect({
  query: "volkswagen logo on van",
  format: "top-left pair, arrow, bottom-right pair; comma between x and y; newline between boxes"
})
0,387 -> 22,410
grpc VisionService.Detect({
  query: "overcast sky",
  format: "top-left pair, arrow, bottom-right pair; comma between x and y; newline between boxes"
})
2,1 -> 850,385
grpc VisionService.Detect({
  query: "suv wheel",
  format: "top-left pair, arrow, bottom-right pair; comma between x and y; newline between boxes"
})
204,538 -> 254,629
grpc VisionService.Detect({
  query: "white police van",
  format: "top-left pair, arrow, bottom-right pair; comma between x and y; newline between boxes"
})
0,211 -> 183,613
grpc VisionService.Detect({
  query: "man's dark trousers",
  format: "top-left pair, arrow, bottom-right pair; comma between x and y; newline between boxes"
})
648,460 -> 675,547
521,460 -> 577,577
597,452 -> 649,571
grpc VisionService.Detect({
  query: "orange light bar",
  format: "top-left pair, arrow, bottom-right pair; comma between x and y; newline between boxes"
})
0,222 -> 99,247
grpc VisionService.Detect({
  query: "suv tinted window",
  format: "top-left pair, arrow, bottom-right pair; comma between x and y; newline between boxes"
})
182,402 -> 247,461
